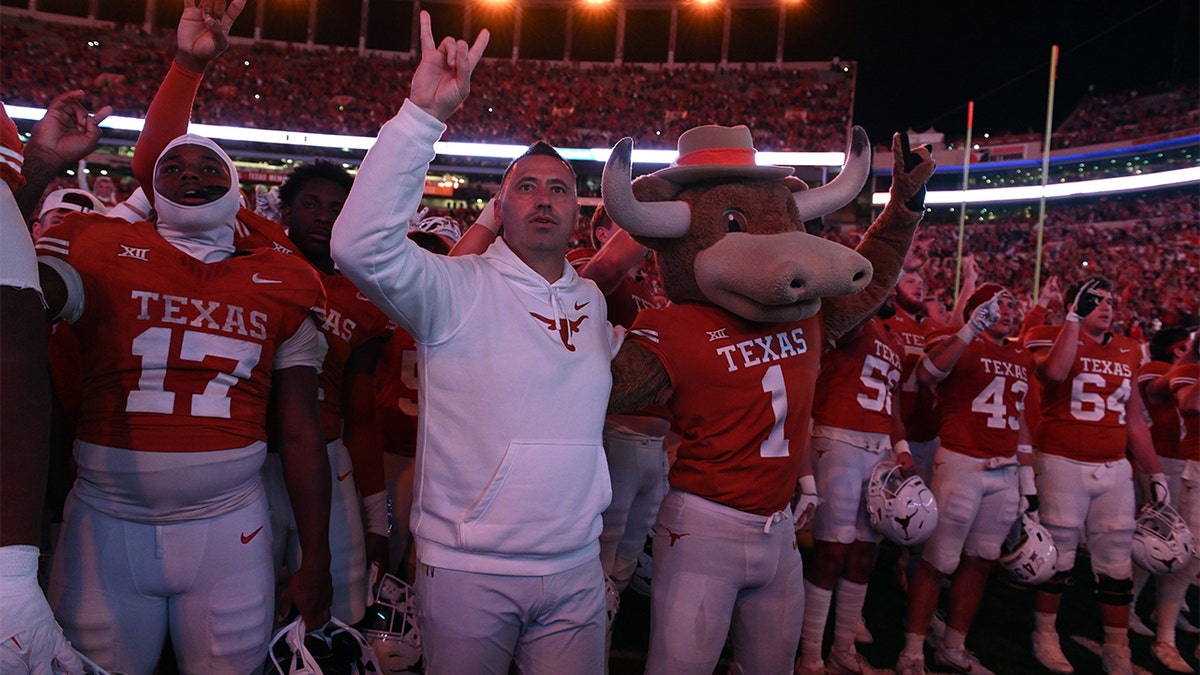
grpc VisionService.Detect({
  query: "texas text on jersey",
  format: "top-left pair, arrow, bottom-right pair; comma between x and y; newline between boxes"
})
312,274 -> 392,441
35,216 -> 325,452
1024,325 -> 1145,462
812,317 -> 904,435
630,303 -> 825,516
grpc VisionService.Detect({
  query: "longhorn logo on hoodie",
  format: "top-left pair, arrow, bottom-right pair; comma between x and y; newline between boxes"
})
530,311 -> 589,351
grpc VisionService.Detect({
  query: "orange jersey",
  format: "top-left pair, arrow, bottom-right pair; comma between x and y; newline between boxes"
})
927,330 -> 1034,459
314,273 -> 392,439
1024,325 -> 1144,462
35,216 -> 325,452
568,246 -> 670,423
882,307 -> 940,441
1138,361 -> 1184,460
375,326 -> 418,457
1017,305 -> 1049,439
630,303 -> 825,516
1019,303 -> 1051,341
567,246 -> 665,329
227,205 -> 393,438
1167,362 -> 1199,461
812,317 -> 904,435
234,207 -> 299,256
0,104 -> 24,192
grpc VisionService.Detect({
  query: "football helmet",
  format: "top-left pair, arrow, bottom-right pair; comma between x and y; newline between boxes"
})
999,512 -> 1059,585
1132,501 -> 1197,575
266,616 -> 381,675
358,574 -> 423,675
867,460 -> 938,545
628,530 -> 654,597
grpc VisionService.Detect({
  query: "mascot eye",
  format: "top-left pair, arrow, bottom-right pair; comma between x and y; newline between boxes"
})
723,209 -> 748,233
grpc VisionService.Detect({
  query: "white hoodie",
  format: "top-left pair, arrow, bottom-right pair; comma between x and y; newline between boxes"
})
331,101 -> 619,576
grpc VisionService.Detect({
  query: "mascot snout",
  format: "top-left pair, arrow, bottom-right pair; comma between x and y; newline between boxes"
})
694,231 -> 873,322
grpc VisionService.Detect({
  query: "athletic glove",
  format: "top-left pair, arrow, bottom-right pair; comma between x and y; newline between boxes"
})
0,546 -> 84,672
1017,448 -> 1038,517
792,475 -> 820,532
962,291 -> 1004,339
1066,279 -> 1102,323
361,490 -> 390,539
472,197 -> 499,234
893,440 -> 916,474
899,132 -> 929,212
1148,472 -> 1170,506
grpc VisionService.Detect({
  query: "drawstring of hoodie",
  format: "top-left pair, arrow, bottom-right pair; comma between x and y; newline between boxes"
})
486,239 -> 576,337
548,286 -> 565,328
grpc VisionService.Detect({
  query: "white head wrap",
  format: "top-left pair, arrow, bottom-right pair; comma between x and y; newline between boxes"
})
153,134 -> 240,263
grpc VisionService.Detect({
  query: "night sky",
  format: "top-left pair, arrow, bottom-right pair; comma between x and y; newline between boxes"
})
804,0 -> 1199,144
435,0 -> 1199,145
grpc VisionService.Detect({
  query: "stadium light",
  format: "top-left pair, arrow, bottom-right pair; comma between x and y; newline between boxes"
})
871,166 -> 1200,206
8,105 -> 1195,202
4,106 -> 847,168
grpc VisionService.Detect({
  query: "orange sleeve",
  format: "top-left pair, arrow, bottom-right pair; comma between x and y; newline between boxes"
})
132,62 -> 204,202
1019,304 -> 1048,341
0,103 -> 26,192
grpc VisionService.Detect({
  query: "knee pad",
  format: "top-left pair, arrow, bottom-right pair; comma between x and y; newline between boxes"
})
1093,575 -> 1133,607
1037,569 -> 1071,595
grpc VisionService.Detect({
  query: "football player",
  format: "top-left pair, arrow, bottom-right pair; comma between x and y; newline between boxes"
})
1024,277 -> 1169,675
128,2 -> 387,626
895,284 -> 1036,675
882,255 -> 977,483
38,132 -> 332,673
572,211 -> 671,579
796,315 -> 910,675
270,161 -> 393,624
880,271 -> 942,483
1138,332 -> 1199,672
31,187 -> 108,240
1,92 -> 107,673
36,3 -> 333,671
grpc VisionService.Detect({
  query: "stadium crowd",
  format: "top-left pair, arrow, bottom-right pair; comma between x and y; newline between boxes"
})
1,15 -> 853,151
2,6 -> 1198,675
1053,81 -> 1200,149
892,189 -> 1200,338
8,13 -> 1195,155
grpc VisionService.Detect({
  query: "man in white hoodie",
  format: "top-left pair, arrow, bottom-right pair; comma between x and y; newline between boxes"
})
331,14 -> 621,675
